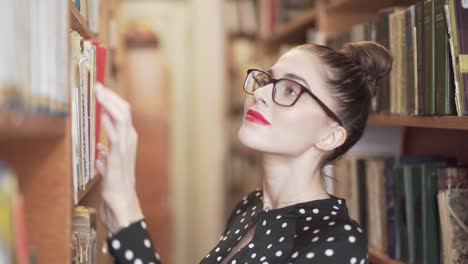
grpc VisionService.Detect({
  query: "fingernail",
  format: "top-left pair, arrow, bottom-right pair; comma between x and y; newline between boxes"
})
96,159 -> 103,168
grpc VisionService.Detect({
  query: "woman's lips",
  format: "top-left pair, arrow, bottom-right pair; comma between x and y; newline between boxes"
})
245,109 -> 270,125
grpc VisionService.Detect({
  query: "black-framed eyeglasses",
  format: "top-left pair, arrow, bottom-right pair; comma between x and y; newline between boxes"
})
243,69 -> 343,126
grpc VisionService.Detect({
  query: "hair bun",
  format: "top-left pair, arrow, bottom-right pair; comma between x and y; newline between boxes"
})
340,41 -> 393,97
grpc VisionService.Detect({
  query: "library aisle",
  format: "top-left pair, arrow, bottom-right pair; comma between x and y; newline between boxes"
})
1,0 -> 468,263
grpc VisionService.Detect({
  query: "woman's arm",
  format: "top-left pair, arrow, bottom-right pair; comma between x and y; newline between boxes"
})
94,84 -> 160,263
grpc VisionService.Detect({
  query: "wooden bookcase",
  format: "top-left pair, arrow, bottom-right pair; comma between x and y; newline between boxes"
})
226,0 -> 468,263
0,2 -> 118,263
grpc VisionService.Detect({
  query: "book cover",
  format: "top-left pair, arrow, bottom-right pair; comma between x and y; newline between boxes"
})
424,0 -> 436,115
416,1 -> 426,115
454,0 -> 468,115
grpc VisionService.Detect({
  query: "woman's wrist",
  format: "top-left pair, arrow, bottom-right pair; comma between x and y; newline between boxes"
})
104,191 -> 144,233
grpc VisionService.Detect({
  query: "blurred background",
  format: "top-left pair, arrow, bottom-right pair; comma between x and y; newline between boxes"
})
2,0 -> 468,263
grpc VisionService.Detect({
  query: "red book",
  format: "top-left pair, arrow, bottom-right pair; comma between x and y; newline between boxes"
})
91,40 -> 107,162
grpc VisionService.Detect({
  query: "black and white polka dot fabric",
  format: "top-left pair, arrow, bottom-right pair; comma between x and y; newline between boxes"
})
107,189 -> 368,263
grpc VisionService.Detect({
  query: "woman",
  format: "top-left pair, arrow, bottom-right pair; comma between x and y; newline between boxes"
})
94,41 -> 392,264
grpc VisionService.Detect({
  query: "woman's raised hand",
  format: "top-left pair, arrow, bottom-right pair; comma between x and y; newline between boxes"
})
94,83 -> 144,233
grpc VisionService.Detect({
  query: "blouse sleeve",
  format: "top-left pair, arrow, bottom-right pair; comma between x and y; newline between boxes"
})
107,219 -> 161,264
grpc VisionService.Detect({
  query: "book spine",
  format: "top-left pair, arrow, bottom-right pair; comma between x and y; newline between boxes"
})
424,0 -> 436,115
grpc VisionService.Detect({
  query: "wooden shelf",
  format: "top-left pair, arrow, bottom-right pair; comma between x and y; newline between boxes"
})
368,114 -> 468,130
260,9 -> 317,45
325,0 -> 413,12
78,173 -> 101,203
0,111 -> 67,138
70,2 -> 95,39
368,247 -> 403,264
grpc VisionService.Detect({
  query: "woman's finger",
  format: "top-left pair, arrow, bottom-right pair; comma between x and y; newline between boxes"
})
97,142 -> 108,152
95,85 -> 125,124
95,84 -> 131,124
101,113 -> 118,146
96,158 -> 107,176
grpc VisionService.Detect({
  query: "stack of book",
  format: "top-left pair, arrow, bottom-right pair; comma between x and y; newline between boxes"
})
319,0 -> 468,116
333,153 -> 468,263
72,206 -> 97,264
70,31 -> 107,204
0,0 -> 68,116
0,162 -> 31,264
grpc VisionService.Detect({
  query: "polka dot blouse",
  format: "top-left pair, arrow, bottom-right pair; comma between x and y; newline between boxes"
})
107,189 -> 368,263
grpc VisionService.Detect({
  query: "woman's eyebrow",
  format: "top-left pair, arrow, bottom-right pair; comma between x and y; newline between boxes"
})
284,73 -> 310,89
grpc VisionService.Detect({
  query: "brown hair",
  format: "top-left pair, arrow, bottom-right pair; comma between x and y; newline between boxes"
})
295,41 -> 393,174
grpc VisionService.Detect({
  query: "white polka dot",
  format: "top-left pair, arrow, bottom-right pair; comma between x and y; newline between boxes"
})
323,216 -> 330,220
279,236 -> 285,242
223,236 -> 227,241
256,192 -> 261,196
237,236 -> 241,240
260,256 -> 266,261
235,229 -> 240,234
325,249 -> 334,256
350,257 -> 357,264
312,236 -> 319,242
306,216 -> 312,221
251,211 -> 256,216
263,220 -> 267,226
349,235 -> 356,243
306,252 -> 315,259
266,229 -> 271,235
292,251 -> 299,258
313,208 -> 319,214
125,250 -> 134,260
328,221 -> 336,226
360,259 -> 365,264
155,253 -> 160,260
244,224 -> 249,229
205,254 -> 210,258
313,229 -> 320,234
331,211 -> 338,215
236,209 -> 241,214
134,258 -> 143,264
333,206 -> 339,210
215,247 -> 220,252
141,221 -> 147,229
217,256 -> 222,261
267,243 -> 272,249
344,224 -> 352,231
243,200 -> 248,205
357,227 -> 363,233
228,247 -> 232,251
248,243 -> 254,248
294,234 -> 297,238
111,239 -> 121,250
242,212 -> 247,216
231,260 -> 236,264
282,222 -> 287,228
327,237 -> 335,242
276,215 -> 282,220
276,251 -> 282,257
262,262 -> 268,264
240,218 -> 245,223
251,253 -> 257,258
252,206 -> 257,210
299,208 -> 305,214
243,195 -> 248,200
227,230 -> 231,235
144,239 -> 151,248
303,226 -> 310,231
338,199 -> 342,204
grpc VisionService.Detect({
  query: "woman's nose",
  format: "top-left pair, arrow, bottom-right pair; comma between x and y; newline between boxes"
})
253,83 -> 273,105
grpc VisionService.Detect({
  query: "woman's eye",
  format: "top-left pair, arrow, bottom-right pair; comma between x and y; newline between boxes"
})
285,87 -> 298,96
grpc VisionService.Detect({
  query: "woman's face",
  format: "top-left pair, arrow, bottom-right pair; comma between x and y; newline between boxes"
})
238,49 -> 339,156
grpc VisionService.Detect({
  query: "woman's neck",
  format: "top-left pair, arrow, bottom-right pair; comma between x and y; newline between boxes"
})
260,149 -> 329,210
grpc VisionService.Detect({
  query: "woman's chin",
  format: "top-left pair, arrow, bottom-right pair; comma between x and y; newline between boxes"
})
238,126 -> 265,151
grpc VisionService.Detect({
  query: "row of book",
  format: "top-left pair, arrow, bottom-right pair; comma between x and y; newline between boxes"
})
224,0 -> 315,38
0,0 -> 68,116
70,31 -> 107,204
333,154 -> 468,264
323,0 -> 468,116
0,162 -> 31,264
72,206 -> 97,264
72,0 -> 101,34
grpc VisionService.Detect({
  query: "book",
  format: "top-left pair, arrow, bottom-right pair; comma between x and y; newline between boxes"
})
424,0 -> 436,115
437,188 -> 468,263
72,206 -> 97,264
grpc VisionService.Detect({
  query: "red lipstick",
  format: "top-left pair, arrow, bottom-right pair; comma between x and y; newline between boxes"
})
245,109 -> 270,125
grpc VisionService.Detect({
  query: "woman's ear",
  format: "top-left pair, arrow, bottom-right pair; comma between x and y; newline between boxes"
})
315,125 -> 347,152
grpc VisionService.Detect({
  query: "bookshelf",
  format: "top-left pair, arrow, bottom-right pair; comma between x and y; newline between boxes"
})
0,112 -> 67,138
369,114 -> 468,130
261,9 -> 317,45
226,0 -> 468,263
77,173 -> 102,202
70,4 -> 95,39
